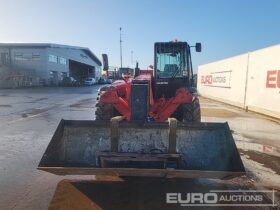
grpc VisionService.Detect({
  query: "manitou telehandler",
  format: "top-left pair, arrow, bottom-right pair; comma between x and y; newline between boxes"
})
38,41 -> 245,179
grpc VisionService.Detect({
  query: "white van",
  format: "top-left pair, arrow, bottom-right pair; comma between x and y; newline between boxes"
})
83,78 -> 96,86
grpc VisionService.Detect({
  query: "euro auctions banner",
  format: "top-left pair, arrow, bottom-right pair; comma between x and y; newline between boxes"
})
201,70 -> 232,88
266,70 -> 280,89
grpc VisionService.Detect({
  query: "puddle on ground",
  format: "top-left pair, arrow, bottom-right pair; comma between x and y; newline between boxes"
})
0,104 -> 12,107
21,108 -> 48,118
235,139 -> 280,157
34,97 -> 48,102
0,94 -> 10,97
69,98 -> 95,108
240,149 -> 280,175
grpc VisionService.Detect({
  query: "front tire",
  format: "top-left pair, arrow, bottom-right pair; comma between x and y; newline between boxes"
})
172,97 -> 201,123
95,89 -> 120,121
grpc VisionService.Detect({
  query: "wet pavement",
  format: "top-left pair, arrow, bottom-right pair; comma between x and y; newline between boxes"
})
200,97 -> 280,157
48,177 -> 274,210
0,88 -> 279,209
0,87 -> 99,210
200,97 -> 280,207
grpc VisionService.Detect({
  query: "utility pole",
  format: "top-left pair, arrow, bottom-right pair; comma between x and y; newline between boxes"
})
131,50 -> 133,66
120,27 -> 123,68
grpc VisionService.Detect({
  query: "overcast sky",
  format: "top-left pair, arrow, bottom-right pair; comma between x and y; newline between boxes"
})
1,0 -> 280,72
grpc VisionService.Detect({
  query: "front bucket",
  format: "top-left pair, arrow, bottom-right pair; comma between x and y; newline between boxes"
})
38,119 -> 245,179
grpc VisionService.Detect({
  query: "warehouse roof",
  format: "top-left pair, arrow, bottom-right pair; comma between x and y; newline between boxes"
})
0,43 -> 102,66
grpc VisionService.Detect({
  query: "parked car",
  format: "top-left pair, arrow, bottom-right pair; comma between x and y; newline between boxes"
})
98,78 -> 113,84
83,78 -> 96,86
62,77 -> 78,86
97,78 -> 106,84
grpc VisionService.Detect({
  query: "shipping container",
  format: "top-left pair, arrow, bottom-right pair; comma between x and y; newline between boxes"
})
197,44 -> 280,119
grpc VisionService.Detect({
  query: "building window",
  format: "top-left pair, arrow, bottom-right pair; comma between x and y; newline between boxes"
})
59,57 -> 67,65
32,53 -> 40,60
15,52 -> 23,56
15,52 -> 41,61
14,52 -> 23,60
1,53 -> 9,65
48,54 -> 58,63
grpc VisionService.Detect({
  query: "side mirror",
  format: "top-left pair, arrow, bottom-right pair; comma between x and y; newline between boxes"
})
195,43 -> 202,52
190,78 -> 194,86
102,54 -> 109,71
134,62 -> 140,77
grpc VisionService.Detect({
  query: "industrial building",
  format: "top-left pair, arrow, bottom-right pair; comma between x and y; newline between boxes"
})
0,43 -> 102,88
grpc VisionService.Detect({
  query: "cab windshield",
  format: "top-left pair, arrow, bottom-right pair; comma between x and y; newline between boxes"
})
156,43 -> 187,78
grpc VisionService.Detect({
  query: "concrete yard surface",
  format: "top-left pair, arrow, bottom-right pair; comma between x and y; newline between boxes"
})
48,176 -> 273,210
0,87 -> 98,210
0,87 -> 279,210
200,97 -> 280,205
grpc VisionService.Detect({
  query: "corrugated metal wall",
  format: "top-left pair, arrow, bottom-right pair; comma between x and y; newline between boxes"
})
197,44 -> 280,119
0,45 -> 102,87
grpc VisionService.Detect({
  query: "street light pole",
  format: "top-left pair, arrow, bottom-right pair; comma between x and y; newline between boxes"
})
120,27 -> 123,68
131,50 -> 133,66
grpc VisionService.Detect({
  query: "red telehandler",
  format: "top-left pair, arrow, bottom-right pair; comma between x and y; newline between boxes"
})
38,41 -> 245,179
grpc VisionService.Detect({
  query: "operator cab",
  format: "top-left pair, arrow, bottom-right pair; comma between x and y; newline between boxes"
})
153,41 -> 200,99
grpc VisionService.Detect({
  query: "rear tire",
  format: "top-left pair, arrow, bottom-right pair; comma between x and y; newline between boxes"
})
95,89 -> 120,121
172,97 -> 201,123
